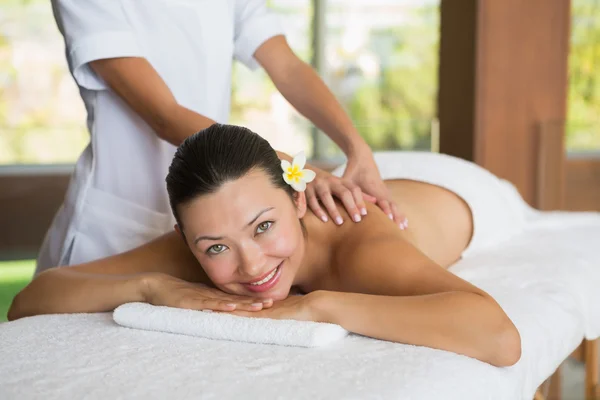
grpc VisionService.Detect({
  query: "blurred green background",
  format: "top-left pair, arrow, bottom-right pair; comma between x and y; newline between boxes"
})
0,261 -> 35,322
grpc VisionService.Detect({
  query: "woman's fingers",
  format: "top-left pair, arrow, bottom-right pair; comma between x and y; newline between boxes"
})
174,298 -> 233,312
231,297 -> 273,309
194,299 -> 265,312
195,289 -> 273,311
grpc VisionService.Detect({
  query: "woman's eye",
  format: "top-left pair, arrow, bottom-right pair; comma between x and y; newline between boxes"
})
207,244 -> 227,254
256,221 -> 273,234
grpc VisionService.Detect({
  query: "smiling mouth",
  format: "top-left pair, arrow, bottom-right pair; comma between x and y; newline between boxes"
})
242,261 -> 283,292
247,266 -> 279,286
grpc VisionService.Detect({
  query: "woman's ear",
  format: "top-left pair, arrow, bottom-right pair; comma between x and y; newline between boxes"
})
294,191 -> 307,219
174,224 -> 187,243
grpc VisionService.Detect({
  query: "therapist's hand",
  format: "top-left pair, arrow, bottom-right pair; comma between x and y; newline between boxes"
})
304,166 -> 377,225
277,150 -> 375,226
342,149 -> 407,229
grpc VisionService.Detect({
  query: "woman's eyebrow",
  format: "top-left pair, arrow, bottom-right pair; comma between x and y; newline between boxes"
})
246,207 -> 275,227
194,234 -> 223,245
193,207 -> 275,245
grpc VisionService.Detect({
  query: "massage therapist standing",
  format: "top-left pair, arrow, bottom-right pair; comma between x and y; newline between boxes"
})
38,0 -> 406,274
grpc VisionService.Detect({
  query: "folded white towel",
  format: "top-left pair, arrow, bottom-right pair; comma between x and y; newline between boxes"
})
113,302 -> 348,347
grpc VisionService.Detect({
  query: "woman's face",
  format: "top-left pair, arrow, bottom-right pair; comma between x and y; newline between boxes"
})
177,168 -> 307,301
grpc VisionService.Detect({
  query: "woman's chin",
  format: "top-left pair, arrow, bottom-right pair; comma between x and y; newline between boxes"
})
245,286 -> 291,301
268,287 -> 292,301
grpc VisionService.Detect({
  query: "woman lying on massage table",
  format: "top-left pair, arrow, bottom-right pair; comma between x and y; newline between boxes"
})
9,124 -> 521,367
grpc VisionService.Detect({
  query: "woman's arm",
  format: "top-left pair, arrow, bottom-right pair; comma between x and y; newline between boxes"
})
8,231 -> 276,320
314,290 -> 520,367
7,231 -> 207,320
7,268 -> 146,321
321,235 -> 521,367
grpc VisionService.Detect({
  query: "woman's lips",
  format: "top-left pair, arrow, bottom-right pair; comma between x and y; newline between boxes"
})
243,261 -> 283,293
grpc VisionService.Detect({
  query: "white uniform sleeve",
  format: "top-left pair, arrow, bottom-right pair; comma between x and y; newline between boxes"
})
52,0 -> 143,90
233,0 -> 286,70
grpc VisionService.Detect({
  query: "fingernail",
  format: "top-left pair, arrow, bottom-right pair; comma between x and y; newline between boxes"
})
403,218 -> 409,228
262,299 -> 272,303
388,214 -> 394,220
225,303 -> 236,308
336,216 -> 343,225
321,215 -> 328,222
353,214 -> 361,222
399,224 -> 405,230
360,208 -> 367,216
251,303 -> 263,307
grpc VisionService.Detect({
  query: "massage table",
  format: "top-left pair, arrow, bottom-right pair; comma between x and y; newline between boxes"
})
1,207 -> 599,399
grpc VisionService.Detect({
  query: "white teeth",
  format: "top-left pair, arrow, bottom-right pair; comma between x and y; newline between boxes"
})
249,267 -> 278,286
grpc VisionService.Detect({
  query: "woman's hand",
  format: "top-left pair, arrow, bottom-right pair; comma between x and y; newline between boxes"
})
142,273 -> 273,312
227,292 -> 324,322
342,149 -> 407,229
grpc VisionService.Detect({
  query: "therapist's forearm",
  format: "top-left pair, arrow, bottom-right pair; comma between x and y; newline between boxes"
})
272,60 -> 368,158
7,269 -> 145,320
161,105 -> 217,146
161,109 -> 324,174
159,106 -> 326,176
90,57 -> 216,147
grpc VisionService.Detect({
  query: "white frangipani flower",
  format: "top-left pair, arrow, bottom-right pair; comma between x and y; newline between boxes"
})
281,151 -> 316,192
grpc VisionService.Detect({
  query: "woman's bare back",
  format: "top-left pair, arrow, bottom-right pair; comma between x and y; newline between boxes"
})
297,179 -> 474,294
384,179 -> 474,268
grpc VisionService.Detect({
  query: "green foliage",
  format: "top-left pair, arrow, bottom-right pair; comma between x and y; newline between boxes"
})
0,1 -> 88,164
344,5 -> 439,151
567,0 -> 600,150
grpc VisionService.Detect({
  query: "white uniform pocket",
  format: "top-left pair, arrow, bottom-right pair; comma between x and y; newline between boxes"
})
66,186 -> 173,266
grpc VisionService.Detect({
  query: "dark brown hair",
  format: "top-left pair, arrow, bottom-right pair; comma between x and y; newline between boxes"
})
166,124 -> 296,228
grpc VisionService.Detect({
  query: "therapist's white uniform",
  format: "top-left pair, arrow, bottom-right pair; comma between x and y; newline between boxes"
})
37,0 -> 284,274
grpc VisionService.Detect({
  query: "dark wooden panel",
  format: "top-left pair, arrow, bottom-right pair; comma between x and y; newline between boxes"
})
565,157 -> 600,212
0,166 -> 72,260
439,0 -> 571,207
438,0 -> 478,162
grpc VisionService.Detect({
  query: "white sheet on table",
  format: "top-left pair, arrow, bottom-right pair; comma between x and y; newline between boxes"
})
1,218 -> 599,400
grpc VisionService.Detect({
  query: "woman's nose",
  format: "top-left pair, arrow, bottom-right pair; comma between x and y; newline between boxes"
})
238,242 -> 266,276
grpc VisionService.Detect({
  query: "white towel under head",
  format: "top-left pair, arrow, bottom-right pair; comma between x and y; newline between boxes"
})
113,302 -> 348,347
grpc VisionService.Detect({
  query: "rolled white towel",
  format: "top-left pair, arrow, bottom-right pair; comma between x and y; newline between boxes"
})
113,302 -> 349,348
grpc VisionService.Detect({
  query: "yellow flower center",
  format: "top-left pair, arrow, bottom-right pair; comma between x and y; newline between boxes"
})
286,165 -> 304,183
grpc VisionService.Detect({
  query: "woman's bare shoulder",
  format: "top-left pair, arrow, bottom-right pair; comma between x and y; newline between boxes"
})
334,202 -> 407,254
330,208 -> 462,296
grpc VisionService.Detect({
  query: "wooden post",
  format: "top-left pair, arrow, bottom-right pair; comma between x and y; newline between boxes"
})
438,0 -> 571,207
585,339 -> 599,400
